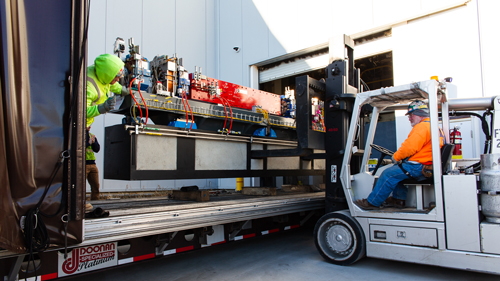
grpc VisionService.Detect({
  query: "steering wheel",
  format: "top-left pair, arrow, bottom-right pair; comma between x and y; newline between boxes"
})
370,144 -> 395,176
370,144 -> 394,156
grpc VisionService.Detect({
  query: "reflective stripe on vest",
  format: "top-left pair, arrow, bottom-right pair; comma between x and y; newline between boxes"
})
87,77 -> 101,106
423,121 -> 447,144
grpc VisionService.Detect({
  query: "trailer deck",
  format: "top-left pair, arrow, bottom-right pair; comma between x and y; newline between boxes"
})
83,191 -> 324,246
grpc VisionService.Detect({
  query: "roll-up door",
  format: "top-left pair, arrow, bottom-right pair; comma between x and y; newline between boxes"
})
258,53 -> 329,84
256,44 -> 329,84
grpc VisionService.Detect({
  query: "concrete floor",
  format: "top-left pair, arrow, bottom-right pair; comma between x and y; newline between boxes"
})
66,226 -> 499,281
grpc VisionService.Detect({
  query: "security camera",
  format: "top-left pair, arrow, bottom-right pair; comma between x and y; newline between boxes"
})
233,46 -> 240,52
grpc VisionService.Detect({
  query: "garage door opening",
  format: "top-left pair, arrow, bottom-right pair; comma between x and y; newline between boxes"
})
258,50 -> 394,98
355,51 -> 394,90
257,50 -> 396,161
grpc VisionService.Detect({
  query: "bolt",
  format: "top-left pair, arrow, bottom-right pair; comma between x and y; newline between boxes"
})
336,234 -> 343,242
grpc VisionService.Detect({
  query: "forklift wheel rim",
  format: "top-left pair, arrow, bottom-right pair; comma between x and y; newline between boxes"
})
317,218 -> 357,261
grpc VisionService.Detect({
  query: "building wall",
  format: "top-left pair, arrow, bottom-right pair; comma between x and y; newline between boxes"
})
86,0 -> 498,192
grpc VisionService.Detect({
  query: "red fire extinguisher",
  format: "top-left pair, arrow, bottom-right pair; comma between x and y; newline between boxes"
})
450,126 -> 463,159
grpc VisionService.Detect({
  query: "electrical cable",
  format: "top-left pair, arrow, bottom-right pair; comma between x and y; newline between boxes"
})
221,97 -> 233,135
449,111 -> 491,154
485,111 -> 493,154
360,78 -> 370,92
137,78 -> 148,125
217,97 -> 228,133
445,110 -> 493,173
129,77 -> 143,122
180,88 -> 189,129
130,103 -> 139,123
23,152 -> 67,281
184,88 -> 194,131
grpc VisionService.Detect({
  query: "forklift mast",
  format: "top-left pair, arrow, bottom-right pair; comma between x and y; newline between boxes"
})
296,35 -> 363,213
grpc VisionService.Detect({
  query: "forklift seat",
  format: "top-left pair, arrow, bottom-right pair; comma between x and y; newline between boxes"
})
405,143 -> 455,181
440,143 -> 455,174
402,143 -> 455,210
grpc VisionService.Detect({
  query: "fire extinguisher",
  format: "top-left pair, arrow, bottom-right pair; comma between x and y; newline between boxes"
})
450,126 -> 463,159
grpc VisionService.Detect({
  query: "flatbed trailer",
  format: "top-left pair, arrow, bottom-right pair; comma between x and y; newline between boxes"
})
1,192 -> 324,280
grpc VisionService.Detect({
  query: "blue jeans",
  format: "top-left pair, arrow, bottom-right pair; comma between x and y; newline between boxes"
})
367,162 -> 426,207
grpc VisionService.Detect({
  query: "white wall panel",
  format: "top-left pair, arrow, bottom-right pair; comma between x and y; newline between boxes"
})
420,0 -> 470,11
254,0 -> 298,58
176,0 -> 207,75
87,0 -> 106,65
392,5 -> 482,99
219,0 -> 243,84
331,0 -> 374,36
476,0 -> 500,97
205,0 -> 217,78
142,0 -> 176,59
241,0 -> 269,87
105,0 -> 143,55
294,0 -> 334,51
372,0 -> 421,26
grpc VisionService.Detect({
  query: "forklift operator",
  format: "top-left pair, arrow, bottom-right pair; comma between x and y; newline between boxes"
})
355,100 -> 445,210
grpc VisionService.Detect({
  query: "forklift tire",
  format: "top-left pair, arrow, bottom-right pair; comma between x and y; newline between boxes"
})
313,211 -> 366,266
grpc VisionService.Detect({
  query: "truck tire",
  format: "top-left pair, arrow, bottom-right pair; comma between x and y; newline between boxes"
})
313,211 -> 366,265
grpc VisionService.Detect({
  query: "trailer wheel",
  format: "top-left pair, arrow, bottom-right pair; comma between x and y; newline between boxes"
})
314,211 -> 366,265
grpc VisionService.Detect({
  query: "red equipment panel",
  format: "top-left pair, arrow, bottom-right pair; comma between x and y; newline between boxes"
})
189,74 -> 281,115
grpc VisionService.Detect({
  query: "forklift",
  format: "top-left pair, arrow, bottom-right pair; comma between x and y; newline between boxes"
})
307,35 -> 500,274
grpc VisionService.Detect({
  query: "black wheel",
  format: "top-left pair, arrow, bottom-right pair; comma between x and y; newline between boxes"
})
313,211 -> 366,265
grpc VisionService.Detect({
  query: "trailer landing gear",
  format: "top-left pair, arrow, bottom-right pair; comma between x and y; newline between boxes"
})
314,211 -> 365,265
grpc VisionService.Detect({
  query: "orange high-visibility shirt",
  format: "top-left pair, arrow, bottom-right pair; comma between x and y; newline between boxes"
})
393,118 -> 445,165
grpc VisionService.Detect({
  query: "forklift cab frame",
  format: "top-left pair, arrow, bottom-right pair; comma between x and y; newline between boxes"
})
343,79 -> 451,221
315,79 -> 456,265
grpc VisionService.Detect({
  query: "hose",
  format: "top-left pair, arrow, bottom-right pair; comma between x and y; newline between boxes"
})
449,111 -> 491,154
137,79 -> 148,125
216,97 -> 228,133
129,78 -> 143,122
184,89 -> 194,131
221,97 -> 233,135
180,88 -> 189,129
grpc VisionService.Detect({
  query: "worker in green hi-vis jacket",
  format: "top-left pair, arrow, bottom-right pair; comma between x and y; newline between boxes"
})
85,54 -> 129,212
86,53 -> 129,127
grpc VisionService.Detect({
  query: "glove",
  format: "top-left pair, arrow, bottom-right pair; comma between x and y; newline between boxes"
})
391,155 -> 401,165
97,96 -> 116,114
120,85 -> 130,96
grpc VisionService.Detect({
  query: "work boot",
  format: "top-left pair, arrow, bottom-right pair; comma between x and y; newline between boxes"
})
354,199 -> 380,210
85,207 -> 110,219
85,203 -> 93,212
383,197 -> 405,208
